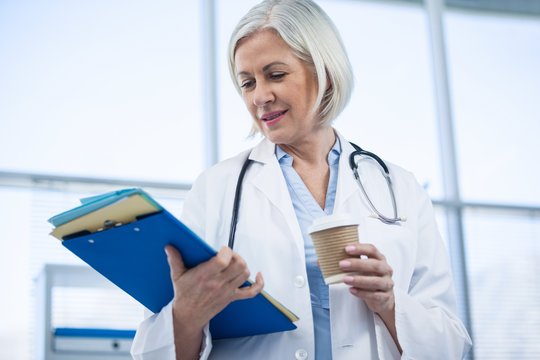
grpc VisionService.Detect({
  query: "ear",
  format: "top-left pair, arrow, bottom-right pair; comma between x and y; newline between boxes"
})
326,72 -> 333,91
324,75 -> 334,98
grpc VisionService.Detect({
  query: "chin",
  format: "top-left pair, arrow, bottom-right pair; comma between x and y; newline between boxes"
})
262,132 -> 280,144
265,135 -> 291,146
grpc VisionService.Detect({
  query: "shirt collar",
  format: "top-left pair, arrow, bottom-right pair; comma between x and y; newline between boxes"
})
276,137 -> 342,166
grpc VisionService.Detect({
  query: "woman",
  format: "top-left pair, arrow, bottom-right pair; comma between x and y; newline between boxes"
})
132,0 -> 472,359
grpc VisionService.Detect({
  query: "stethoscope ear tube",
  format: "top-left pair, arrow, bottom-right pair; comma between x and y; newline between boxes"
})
228,157 -> 253,249
349,148 -> 390,175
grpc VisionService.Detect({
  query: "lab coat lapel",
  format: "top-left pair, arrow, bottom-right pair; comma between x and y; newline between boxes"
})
334,132 -> 361,212
247,139 -> 305,255
247,133 -> 360,217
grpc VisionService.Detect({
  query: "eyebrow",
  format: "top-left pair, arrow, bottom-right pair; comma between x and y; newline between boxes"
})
236,61 -> 288,77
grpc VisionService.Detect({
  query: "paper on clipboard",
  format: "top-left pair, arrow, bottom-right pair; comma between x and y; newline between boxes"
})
51,195 -> 160,240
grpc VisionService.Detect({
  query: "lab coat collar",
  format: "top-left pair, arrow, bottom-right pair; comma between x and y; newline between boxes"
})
245,138 -> 305,257
334,131 -> 362,211
248,137 -> 275,164
248,131 -> 349,165
245,130 -> 361,215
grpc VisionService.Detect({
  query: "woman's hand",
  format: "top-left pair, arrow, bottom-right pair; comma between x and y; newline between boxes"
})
338,243 -> 394,314
165,245 -> 264,359
339,243 -> 401,352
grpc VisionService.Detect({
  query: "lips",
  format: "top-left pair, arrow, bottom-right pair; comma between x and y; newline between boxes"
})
260,110 -> 287,122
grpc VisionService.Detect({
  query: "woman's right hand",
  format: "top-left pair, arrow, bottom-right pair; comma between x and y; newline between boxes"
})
165,244 -> 264,335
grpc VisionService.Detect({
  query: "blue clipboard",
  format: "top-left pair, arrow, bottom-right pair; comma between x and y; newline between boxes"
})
50,189 -> 298,339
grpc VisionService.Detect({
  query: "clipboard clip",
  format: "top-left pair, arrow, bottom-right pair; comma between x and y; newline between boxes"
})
98,219 -> 123,232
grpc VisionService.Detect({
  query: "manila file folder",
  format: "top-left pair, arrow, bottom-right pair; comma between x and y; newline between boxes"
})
48,188 -> 298,340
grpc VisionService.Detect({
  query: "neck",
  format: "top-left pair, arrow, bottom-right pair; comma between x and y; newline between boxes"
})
279,127 -> 336,165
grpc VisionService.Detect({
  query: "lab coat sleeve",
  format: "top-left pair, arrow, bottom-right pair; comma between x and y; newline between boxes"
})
130,302 -> 175,360
376,182 -> 472,360
131,301 -> 213,360
131,174 -> 215,360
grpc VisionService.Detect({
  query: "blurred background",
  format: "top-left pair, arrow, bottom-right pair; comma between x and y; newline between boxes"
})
0,0 -> 538,359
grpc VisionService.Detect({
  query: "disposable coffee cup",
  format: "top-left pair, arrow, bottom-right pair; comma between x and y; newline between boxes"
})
308,213 -> 360,285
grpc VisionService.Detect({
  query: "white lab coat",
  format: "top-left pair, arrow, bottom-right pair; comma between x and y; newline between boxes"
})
131,132 -> 472,360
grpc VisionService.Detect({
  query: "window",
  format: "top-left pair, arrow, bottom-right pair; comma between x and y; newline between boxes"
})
0,0 -> 203,183
446,9 -> 540,359
463,208 -> 540,358
446,10 -> 540,206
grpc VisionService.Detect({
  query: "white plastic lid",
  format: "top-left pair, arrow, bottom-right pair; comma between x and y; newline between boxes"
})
308,213 -> 359,234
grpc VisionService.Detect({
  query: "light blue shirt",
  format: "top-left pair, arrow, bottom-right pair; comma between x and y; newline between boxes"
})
276,139 -> 341,360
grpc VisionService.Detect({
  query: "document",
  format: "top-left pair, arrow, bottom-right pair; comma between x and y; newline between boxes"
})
48,188 -> 298,339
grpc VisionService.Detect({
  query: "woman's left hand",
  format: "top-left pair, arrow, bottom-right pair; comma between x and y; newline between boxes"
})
338,243 -> 395,316
339,243 -> 402,352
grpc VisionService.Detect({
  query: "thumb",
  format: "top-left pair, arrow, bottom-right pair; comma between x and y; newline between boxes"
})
165,245 -> 187,282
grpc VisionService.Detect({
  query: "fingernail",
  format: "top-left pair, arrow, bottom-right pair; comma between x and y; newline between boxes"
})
345,245 -> 356,253
164,247 -> 170,257
339,260 -> 351,268
343,276 -> 354,284
220,248 -> 232,262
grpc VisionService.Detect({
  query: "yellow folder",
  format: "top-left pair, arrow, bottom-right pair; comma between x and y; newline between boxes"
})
51,194 -> 159,240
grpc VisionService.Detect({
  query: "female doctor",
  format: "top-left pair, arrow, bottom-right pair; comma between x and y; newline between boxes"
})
131,0 -> 472,359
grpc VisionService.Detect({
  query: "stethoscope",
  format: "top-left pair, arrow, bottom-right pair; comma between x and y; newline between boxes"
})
228,142 -> 406,249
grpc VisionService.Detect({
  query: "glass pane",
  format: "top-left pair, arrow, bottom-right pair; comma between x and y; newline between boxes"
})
0,0 -> 203,183
433,205 -> 471,331
446,11 -> 540,205
0,188 -> 32,360
464,208 -> 540,359
433,205 -> 449,250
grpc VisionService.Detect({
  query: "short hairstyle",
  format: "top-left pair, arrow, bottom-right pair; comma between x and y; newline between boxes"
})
228,0 -> 354,129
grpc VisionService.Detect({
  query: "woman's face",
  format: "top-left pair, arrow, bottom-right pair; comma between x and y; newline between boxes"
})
234,30 -> 321,146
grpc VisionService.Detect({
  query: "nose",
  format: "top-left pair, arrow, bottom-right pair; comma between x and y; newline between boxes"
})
252,81 -> 274,107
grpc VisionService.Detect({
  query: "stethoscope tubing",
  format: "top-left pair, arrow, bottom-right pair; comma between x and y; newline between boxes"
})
228,142 -> 405,249
349,144 -> 405,224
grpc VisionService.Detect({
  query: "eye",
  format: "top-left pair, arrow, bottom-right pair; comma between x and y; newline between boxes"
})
269,72 -> 286,80
240,79 -> 255,90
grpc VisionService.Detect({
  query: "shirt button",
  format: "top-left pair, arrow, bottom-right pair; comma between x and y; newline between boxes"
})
295,349 -> 308,360
294,275 -> 306,288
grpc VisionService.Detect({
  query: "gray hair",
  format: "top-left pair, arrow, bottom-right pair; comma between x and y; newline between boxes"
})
228,0 -> 354,128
